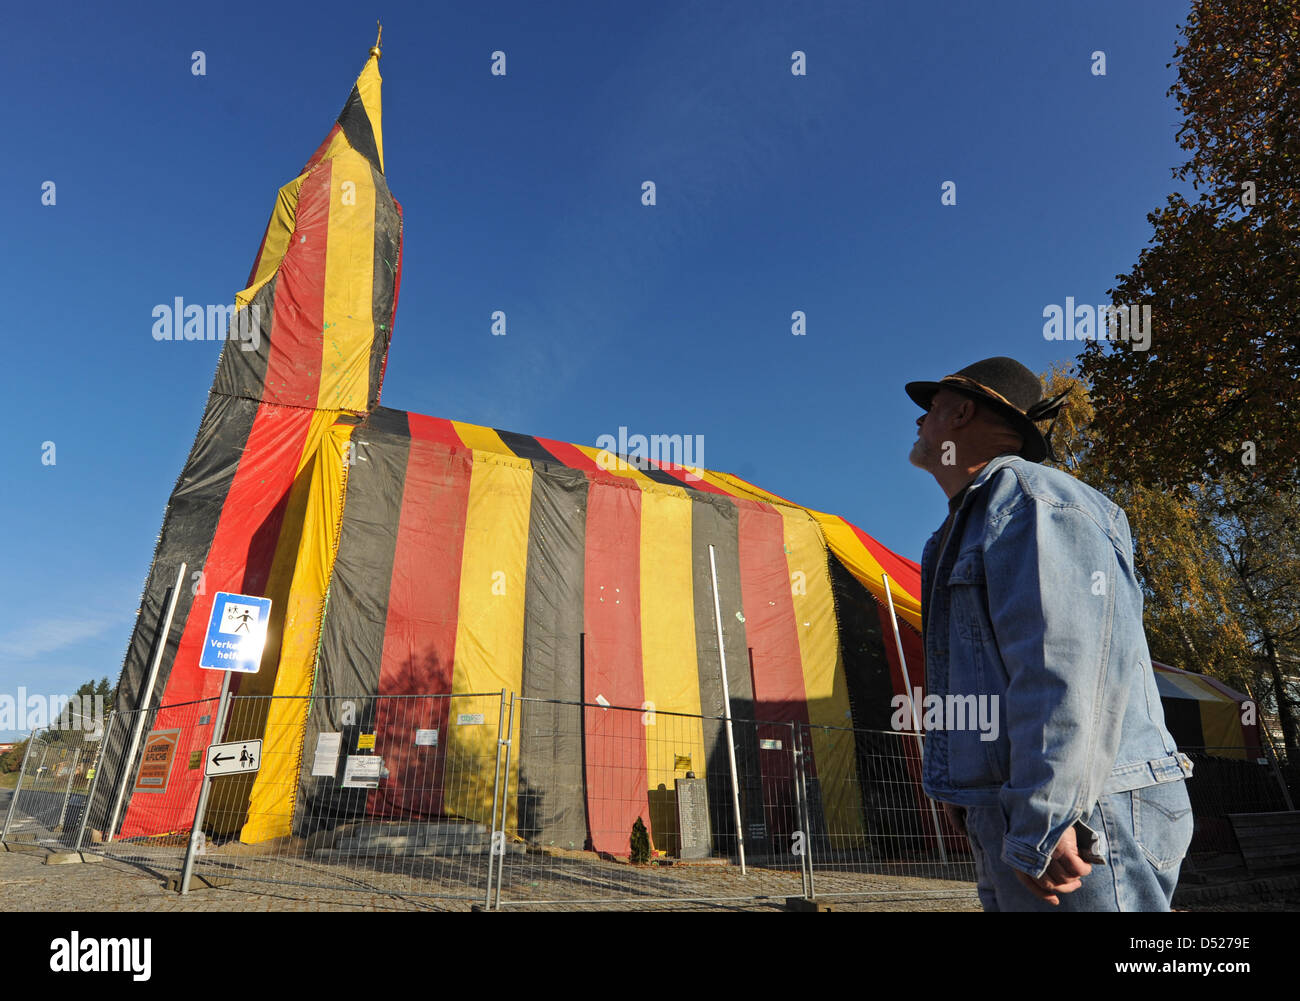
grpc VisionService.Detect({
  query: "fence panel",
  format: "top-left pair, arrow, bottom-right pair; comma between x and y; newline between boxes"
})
494,698 -> 810,908
1,722 -> 103,850
798,724 -> 976,901
180,692 -> 506,900
1180,745 -> 1292,856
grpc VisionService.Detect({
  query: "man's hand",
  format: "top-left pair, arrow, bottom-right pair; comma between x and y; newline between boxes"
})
1013,824 -> 1093,905
942,801 -> 967,834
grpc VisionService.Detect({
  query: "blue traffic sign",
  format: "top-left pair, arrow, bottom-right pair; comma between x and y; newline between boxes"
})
199,592 -> 272,673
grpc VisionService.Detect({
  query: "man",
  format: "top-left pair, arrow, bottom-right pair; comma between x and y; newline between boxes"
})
906,356 -> 1194,911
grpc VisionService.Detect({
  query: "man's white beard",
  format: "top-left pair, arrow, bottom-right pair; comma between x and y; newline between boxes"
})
908,436 -> 935,471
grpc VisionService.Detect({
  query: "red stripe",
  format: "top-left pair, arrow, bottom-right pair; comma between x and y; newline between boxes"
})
262,160 -> 331,408
534,438 -> 603,474
736,500 -> 809,841
118,404 -> 316,839
302,123 -> 342,175
582,479 -> 649,856
406,413 -> 465,450
367,441 -> 474,820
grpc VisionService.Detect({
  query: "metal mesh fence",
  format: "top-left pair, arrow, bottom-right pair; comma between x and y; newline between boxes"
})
182,692 -> 507,900
1180,746 -> 1293,856
488,699 -> 976,908
0,692 -> 1007,907
0,720 -> 104,850
793,723 -> 975,900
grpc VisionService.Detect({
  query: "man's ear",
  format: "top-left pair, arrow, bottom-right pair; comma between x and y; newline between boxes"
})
948,395 -> 979,429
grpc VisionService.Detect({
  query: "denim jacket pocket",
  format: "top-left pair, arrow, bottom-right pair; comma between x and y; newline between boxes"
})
947,549 -> 987,642
1131,778 -> 1193,870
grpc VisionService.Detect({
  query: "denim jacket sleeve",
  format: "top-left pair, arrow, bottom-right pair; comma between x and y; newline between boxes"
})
981,492 -> 1124,879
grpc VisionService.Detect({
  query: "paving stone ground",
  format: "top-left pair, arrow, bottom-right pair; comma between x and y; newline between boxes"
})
4,788 -> 1289,913
0,845 -> 985,912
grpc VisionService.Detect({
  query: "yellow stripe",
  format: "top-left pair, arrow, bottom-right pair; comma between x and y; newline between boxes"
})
810,512 -> 922,630
236,174 -> 305,308
450,420 -> 512,455
446,452 -> 533,836
778,506 -> 864,840
314,128 -> 351,168
239,418 -> 351,843
320,147 -> 378,412
637,484 -> 708,852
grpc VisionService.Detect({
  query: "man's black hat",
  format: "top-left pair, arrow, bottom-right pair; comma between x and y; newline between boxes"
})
905,356 -> 1071,463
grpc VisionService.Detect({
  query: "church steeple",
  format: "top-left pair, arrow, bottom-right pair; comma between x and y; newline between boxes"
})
213,42 -> 402,415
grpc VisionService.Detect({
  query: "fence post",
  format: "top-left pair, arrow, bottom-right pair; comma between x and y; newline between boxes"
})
708,544 -> 747,874
1,732 -> 40,842
178,679 -> 233,894
74,711 -> 116,850
494,692 -> 517,910
882,572 -> 948,865
55,748 -> 81,832
106,562 -> 187,844
484,690 -> 508,910
792,723 -> 815,900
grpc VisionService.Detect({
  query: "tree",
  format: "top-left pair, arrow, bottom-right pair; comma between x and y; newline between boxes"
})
1041,363 -> 1300,757
1078,1 -> 1299,492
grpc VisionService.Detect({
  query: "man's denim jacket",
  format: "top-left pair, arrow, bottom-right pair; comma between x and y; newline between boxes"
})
919,454 -> 1192,879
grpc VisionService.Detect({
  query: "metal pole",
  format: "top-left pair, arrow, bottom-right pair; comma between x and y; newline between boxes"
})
708,544 -> 746,874
882,573 -> 948,864
1245,681 -> 1295,811
484,690 -> 507,910
791,722 -> 813,899
178,672 -> 232,894
75,711 -> 116,850
106,562 -> 187,843
494,692 -> 516,910
1,732 -> 40,842
55,749 -> 81,832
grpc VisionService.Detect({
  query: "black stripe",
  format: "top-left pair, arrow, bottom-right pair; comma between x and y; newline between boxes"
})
689,494 -> 766,855
211,275 -> 277,403
368,169 -> 401,410
518,465 -> 590,847
827,552 -> 930,858
495,429 -> 562,465
359,405 -> 410,438
295,412 -> 409,833
337,85 -> 383,175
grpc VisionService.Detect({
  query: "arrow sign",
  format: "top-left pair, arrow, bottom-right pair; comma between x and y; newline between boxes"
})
204,739 -> 262,777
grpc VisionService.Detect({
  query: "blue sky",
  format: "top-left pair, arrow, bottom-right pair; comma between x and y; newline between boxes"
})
0,0 -> 1191,735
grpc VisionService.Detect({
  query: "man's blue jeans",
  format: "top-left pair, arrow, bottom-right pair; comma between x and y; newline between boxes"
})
963,779 -> 1194,912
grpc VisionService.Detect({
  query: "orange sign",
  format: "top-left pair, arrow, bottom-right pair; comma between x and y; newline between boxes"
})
134,729 -> 181,793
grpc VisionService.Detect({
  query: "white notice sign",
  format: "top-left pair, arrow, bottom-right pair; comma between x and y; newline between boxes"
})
415,729 -> 439,747
456,713 -> 484,726
312,732 -> 342,777
341,756 -> 382,789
